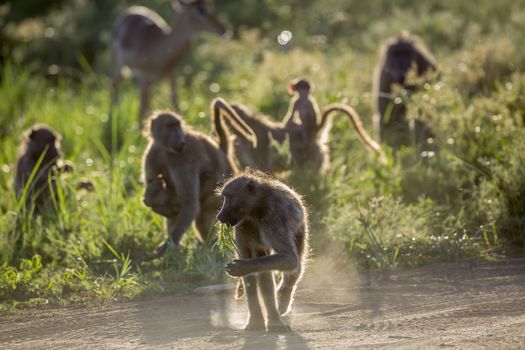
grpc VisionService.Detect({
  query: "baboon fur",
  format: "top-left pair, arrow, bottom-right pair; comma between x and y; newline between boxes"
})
373,32 -> 437,149
217,169 -> 309,332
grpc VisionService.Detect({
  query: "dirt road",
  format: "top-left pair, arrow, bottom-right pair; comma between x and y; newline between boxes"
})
1,258 -> 525,349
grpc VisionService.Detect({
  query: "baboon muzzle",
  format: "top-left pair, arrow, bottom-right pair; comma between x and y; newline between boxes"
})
217,211 -> 238,227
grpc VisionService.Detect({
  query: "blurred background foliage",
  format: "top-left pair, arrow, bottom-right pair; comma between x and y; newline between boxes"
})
2,0 -> 525,75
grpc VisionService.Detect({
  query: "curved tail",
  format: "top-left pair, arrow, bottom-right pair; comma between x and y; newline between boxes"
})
320,103 -> 386,162
211,97 -> 257,154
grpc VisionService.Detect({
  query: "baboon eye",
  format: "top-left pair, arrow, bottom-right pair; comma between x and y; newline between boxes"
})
246,180 -> 255,193
197,5 -> 209,15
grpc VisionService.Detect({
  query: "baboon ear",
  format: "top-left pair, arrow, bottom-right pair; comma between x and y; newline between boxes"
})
28,129 -> 37,140
288,82 -> 296,95
246,180 -> 256,194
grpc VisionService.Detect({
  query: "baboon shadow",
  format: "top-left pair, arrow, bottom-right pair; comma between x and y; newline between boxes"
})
206,293 -> 310,349
240,331 -> 310,350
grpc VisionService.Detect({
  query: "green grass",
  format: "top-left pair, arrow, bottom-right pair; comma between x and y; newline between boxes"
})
1,0 -> 525,309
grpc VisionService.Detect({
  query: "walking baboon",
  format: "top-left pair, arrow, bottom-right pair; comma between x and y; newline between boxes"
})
14,125 -> 71,215
373,32 -> 437,149
141,98 -> 256,257
283,78 -> 385,170
217,169 -> 309,332
219,103 -> 286,173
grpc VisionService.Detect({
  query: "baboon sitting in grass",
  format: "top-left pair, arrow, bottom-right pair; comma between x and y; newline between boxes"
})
14,125 -> 74,215
373,32 -> 437,150
141,98 -> 256,257
217,169 -> 309,332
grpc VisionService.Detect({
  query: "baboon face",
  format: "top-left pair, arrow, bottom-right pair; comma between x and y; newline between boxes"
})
27,127 -> 60,163
217,178 -> 257,226
384,42 -> 419,84
151,113 -> 186,153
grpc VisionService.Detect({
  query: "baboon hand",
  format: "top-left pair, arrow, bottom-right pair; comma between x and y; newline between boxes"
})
225,259 -> 249,277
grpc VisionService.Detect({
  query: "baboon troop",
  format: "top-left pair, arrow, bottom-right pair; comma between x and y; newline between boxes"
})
217,169 -> 309,332
373,32 -> 437,149
141,98 -> 256,257
14,125 -> 71,215
9,19 -> 445,333
111,0 -> 227,119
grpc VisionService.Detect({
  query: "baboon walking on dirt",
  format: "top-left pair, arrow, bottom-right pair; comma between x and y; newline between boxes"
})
373,32 -> 437,149
141,98 -> 255,257
217,169 -> 309,332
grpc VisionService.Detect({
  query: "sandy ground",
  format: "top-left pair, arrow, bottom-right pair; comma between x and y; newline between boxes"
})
1,258 -> 525,350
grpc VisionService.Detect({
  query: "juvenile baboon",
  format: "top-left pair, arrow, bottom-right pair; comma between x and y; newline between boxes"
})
373,32 -> 437,149
142,178 -> 179,218
283,79 -> 320,143
217,169 -> 309,332
14,125 -> 71,215
283,78 -> 385,170
220,103 -> 286,173
141,98 -> 256,257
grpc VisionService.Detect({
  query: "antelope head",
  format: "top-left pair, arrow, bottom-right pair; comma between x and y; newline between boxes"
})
176,0 -> 228,35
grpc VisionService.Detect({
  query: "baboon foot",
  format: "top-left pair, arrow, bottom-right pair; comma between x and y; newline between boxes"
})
278,302 -> 291,316
266,319 -> 291,333
244,317 -> 265,332
150,241 -> 169,260
277,289 -> 292,315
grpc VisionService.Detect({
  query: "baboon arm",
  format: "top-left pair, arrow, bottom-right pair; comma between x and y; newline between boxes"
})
14,158 -> 32,197
167,170 -> 200,242
282,97 -> 299,127
226,253 -> 298,277
226,231 -> 299,276
143,147 -> 163,182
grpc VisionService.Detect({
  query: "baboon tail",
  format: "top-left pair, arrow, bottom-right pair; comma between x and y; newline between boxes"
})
211,97 -> 257,155
320,103 -> 387,163
235,278 -> 245,299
